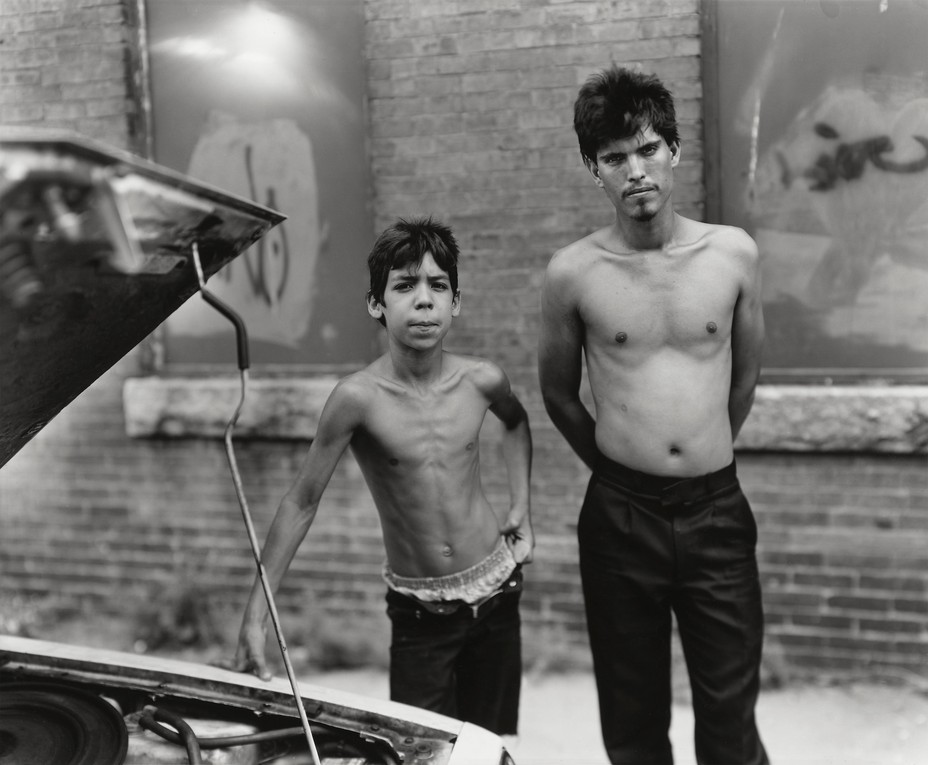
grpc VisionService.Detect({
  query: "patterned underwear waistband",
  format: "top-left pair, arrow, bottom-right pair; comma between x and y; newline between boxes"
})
382,536 -> 516,604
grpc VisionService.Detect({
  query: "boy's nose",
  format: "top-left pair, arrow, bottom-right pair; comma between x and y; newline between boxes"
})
414,285 -> 433,308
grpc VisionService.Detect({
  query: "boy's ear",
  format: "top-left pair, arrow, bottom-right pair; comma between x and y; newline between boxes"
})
669,140 -> 681,167
451,290 -> 461,317
367,293 -> 384,320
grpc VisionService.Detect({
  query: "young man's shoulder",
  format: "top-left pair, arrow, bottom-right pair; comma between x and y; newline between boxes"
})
544,230 -> 604,292
687,218 -> 758,256
550,229 -> 603,266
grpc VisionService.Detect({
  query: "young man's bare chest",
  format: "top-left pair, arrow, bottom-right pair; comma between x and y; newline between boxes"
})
578,248 -> 739,354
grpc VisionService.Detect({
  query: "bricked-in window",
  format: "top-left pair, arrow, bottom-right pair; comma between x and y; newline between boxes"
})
145,0 -> 376,374
702,0 -> 928,382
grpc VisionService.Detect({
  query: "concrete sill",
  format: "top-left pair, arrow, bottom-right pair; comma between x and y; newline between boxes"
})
737,385 -> 928,454
123,376 -> 339,440
123,379 -> 928,453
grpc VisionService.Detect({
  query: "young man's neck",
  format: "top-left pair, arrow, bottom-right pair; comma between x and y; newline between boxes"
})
614,208 -> 678,252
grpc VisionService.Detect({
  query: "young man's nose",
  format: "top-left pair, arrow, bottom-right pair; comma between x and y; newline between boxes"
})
626,155 -> 645,181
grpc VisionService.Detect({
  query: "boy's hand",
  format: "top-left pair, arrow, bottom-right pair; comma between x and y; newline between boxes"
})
214,621 -> 273,681
501,513 -> 534,564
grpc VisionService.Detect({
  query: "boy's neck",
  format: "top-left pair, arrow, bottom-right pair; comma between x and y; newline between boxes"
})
387,343 -> 446,387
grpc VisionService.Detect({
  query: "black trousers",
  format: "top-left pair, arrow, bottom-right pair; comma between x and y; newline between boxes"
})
385,575 -> 522,735
578,457 -> 769,765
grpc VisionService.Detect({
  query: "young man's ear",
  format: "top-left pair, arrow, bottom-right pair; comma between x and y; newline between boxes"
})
669,141 -> 681,167
584,155 -> 604,187
451,290 -> 462,317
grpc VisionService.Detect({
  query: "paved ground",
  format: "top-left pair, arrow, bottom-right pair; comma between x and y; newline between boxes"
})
309,669 -> 928,765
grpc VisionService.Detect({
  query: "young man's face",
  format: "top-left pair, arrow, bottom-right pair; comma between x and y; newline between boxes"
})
587,124 -> 680,223
367,252 -> 460,349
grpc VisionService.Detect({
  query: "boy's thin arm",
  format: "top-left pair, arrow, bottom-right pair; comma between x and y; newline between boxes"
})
229,380 -> 363,678
487,368 -> 534,563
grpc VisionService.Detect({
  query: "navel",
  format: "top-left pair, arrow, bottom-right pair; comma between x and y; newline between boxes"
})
669,446 -> 681,456
706,321 -> 717,334
389,457 -> 399,466
615,331 -> 628,344
441,544 -> 453,558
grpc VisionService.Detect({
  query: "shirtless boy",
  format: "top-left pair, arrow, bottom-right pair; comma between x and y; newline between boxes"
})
538,67 -> 768,764
227,217 -> 533,735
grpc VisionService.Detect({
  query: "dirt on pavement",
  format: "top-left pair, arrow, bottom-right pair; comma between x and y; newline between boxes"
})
308,668 -> 928,765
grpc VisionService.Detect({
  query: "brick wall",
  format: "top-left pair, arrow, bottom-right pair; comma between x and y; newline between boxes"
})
0,0 -> 145,151
0,0 -> 925,679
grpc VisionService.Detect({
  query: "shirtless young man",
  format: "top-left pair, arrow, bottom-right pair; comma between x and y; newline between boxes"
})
538,67 -> 768,764
227,217 -> 533,735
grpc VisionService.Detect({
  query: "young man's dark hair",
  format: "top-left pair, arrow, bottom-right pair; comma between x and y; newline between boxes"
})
367,217 -> 460,325
573,65 -> 680,165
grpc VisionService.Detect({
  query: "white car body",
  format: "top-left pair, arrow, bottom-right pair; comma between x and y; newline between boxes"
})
0,131 -> 514,765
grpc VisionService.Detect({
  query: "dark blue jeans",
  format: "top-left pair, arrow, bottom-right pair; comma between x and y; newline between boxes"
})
579,457 -> 768,765
385,572 -> 522,735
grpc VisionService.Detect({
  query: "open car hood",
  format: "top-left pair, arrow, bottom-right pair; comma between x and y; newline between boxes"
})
0,128 -> 285,468
0,131 -> 512,764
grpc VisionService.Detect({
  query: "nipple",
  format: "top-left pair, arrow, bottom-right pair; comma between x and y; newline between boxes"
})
615,331 -> 627,344
706,322 -> 717,334
389,458 -> 399,466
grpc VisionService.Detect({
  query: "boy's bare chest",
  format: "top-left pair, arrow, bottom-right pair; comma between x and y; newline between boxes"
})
359,388 -> 487,463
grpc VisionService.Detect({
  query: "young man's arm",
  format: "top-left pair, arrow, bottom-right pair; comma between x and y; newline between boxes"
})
538,254 -> 599,470
729,232 -> 765,440
221,378 -> 364,680
481,363 -> 534,563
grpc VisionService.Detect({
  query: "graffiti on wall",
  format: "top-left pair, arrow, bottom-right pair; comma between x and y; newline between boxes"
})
167,112 -> 326,347
749,88 -> 928,356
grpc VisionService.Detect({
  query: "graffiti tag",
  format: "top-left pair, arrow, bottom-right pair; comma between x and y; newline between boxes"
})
804,122 -> 928,191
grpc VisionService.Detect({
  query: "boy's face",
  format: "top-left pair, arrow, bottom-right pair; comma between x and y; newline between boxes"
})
367,252 -> 460,348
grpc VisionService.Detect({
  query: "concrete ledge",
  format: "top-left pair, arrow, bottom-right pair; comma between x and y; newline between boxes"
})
124,379 -> 928,453
738,385 -> 928,454
123,376 -> 339,440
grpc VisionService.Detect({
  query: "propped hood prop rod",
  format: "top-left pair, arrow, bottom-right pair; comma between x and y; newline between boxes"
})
190,242 -> 322,765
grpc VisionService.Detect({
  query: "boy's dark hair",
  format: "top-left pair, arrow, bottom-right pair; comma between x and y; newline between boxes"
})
367,217 -> 460,326
573,66 -> 680,164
